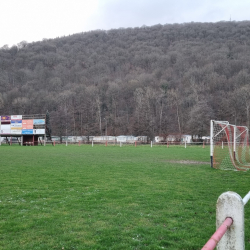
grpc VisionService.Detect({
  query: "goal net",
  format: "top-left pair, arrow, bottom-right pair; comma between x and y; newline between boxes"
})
210,120 -> 250,171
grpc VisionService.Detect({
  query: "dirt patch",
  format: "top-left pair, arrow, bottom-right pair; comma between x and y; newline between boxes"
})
166,160 -> 210,165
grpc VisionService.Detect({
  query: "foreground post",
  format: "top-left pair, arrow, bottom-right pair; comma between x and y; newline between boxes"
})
216,191 -> 245,249
202,191 -> 249,250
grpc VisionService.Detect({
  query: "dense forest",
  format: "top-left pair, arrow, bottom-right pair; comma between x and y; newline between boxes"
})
1,21 -> 250,139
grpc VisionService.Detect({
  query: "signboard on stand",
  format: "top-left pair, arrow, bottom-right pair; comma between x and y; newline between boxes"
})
1,115 -> 46,136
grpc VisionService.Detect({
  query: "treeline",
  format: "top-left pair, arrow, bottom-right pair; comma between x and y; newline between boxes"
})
1,21 -> 250,139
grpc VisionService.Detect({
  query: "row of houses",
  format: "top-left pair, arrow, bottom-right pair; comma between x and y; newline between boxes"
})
155,135 -> 210,143
51,135 -> 148,143
49,135 -> 210,143
0,134 -> 210,145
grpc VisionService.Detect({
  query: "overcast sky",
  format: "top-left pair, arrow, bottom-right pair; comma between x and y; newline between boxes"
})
1,0 -> 249,48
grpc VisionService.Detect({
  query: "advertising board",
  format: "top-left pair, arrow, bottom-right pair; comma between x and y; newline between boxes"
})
0,114 -> 46,136
11,129 -> 22,134
1,124 -> 11,134
33,129 -> 45,134
33,119 -> 45,125
11,115 -> 22,120
1,116 -> 11,121
22,129 -> 33,134
22,120 -> 33,129
11,120 -> 22,128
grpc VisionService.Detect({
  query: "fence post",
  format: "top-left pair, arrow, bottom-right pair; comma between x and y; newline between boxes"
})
216,191 -> 245,249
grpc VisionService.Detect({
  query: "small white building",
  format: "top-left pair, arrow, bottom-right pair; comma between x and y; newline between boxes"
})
155,136 -> 164,143
166,134 -> 181,142
182,135 -> 192,143
93,136 -> 116,142
116,135 -> 136,143
202,136 -> 210,142
136,136 -> 147,143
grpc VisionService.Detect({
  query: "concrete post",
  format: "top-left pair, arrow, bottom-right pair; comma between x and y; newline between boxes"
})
216,191 -> 245,250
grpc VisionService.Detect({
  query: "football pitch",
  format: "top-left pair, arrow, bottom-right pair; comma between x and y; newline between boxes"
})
0,144 -> 249,250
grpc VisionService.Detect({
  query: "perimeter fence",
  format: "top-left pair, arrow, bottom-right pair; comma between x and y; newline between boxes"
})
0,139 -> 211,147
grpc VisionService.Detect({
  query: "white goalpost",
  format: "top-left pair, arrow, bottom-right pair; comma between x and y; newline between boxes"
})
210,120 -> 250,171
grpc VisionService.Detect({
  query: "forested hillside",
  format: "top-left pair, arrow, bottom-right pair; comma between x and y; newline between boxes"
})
1,21 -> 250,139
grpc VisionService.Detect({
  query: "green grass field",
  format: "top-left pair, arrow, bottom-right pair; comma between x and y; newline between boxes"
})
0,144 -> 249,250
